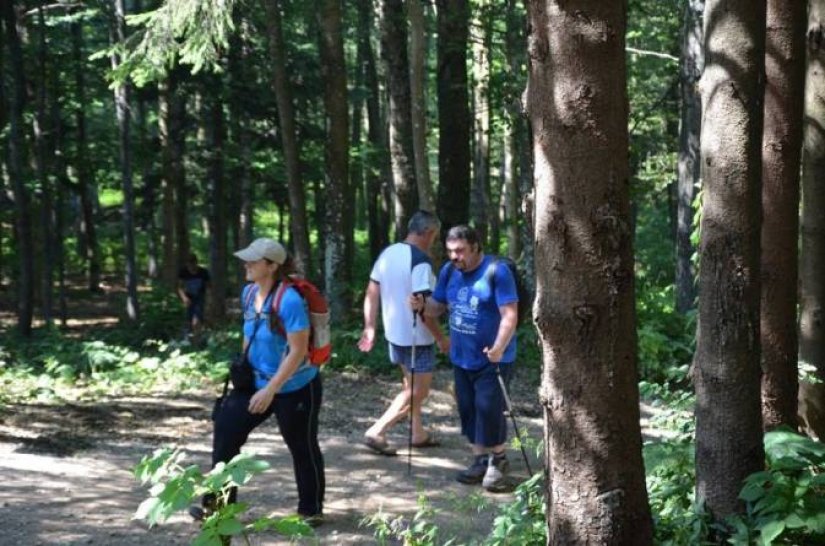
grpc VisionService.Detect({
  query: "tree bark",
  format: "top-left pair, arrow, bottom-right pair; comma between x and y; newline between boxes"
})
436,0 -> 471,234
379,0 -> 418,239
204,75 -> 227,323
317,0 -> 350,318
110,0 -> 140,320
71,14 -> 101,293
675,0 -> 704,313
760,0 -> 805,431
695,0 -> 766,520
527,1 -> 653,542
263,0 -> 312,275
409,0 -> 433,212
2,0 -> 34,337
158,68 -> 185,286
358,0 -> 391,261
798,1 -> 825,440
471,0 -> 491,246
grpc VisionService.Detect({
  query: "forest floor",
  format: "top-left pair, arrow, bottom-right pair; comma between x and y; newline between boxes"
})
0,282 -> 667,545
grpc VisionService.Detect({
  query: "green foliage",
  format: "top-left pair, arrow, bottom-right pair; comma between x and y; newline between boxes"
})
133,448 -> 313,544
361,494 -> 457,546
726,429 -> 825,546
486,473 -> 546,546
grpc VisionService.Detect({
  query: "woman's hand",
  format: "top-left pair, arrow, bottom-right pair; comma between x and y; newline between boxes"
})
249,384 -> 277,414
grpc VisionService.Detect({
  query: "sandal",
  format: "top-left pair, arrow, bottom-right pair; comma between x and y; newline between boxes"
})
364,435 -> 398,456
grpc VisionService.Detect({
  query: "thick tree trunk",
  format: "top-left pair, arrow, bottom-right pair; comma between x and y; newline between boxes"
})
204,76 -> 227,323
471,0 -> 491,246
527,1 -> 653,542
111,0 -> 140,320
317,0 -> 350,318
263,0 -> 312,275
760,0 -> 805,431
409,0 -> 433,212
675,0 -> 704,313
799,2 -> 825,440
358,1 -> 391,261
695,0 -> 766,520
436,0 -> 471,234
2,0 -> 34,336
379,0 -> 418,239
71,15 -> 101,293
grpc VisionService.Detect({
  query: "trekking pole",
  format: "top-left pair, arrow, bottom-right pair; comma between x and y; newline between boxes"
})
494,364 -> 534,476
408,311 -> 417,476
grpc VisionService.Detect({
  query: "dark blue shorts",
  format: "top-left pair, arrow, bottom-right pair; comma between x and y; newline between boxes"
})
453,363 -> 513,447
388,342 -> 436,373
187,296 -> 205,322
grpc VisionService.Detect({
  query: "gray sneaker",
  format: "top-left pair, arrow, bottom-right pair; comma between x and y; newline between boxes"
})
482,453 -> 510,491
456,454 -> 489,484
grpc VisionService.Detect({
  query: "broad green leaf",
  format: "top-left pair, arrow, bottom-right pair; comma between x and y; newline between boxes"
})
759,520 -> 785,545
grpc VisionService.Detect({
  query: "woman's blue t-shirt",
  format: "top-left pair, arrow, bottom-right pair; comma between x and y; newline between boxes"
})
242,284 -> 317,392
432,255 -> 518,370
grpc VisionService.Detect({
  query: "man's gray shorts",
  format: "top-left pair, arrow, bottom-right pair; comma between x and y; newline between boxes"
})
388,342 -> 436,373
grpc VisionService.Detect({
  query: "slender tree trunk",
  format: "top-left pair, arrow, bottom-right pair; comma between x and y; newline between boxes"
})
527,1 -> 653,541
35,3 -> 54,326
204,76 -> 227,323
380,0 -> 418,239
51,50 -> 69,326
110,0 -> 140,320
317,0 -> 350,317
760,0 -> 805,431
71,14 -> 101,292
503,122 -> 519,261
2,0 -> 34,336
137,93 -> 159,279
676,0 -> 704,313
471,0 -> 491,246
358,1 -> 390,261
799,1 -> 825,440
436,0 -> 471,233
158,68 -> 184,286
263,0 -> 312,275
695,0 -> 766,520
228,29 -> 253,251
409,0 -> 433,212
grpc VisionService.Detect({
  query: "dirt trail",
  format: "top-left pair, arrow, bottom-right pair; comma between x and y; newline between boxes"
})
0,368 -> 543,546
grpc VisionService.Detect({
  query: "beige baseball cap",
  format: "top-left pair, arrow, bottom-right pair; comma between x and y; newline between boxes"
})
233,238 -> 287,265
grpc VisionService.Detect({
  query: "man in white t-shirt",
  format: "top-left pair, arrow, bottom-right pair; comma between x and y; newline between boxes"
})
358,210 -> 449,455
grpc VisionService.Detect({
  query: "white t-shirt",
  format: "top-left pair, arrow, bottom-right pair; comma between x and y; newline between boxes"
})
370,242 -> 436,346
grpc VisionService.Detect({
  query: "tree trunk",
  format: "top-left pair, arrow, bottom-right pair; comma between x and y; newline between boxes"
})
71,14 -> 101,293
158,68 -> 185,286
111,0 -> 140,320
35,3 -> 54,326
436,0 -> 471,234
228,29 -> 253,252
3,0 -> 34,336
379,0 -> 418,240
676,0 -> 704,313
204,76 -> 227,323
527,2 -> 653,541
798,1 -> 825,440
358,0 -> 390,261
471,0 -> 491,246
695,0 -> 766,520
409,0 -> 433,212
317,0 -> 350,318
760,0 -> 805,431
263,0 -> 312,275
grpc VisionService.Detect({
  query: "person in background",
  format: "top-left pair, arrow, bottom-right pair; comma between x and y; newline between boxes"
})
178,253 -> 210,341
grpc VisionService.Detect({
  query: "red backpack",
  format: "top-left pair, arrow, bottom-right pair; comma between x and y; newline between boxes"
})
244,277 -> 332,367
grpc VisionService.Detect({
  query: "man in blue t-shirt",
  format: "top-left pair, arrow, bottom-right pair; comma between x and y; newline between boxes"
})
413,225 -> 519,491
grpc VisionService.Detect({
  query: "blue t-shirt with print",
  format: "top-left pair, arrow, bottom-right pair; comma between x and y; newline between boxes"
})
242,284 -> 317,392
432,255 -> 518,370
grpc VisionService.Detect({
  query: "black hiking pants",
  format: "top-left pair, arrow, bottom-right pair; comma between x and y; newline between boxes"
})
211,374 -> 325,516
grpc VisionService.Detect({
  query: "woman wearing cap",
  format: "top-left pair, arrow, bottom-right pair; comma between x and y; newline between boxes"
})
202,237 -> 325,525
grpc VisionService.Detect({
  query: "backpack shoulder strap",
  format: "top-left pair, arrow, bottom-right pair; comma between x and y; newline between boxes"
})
242,284 -> 258,311
269,280 -> 291,337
